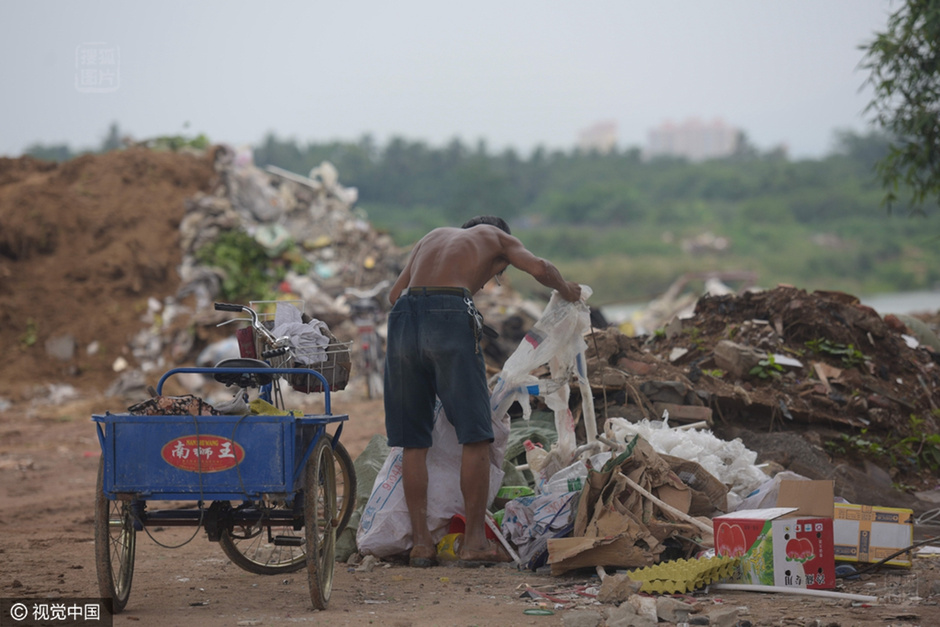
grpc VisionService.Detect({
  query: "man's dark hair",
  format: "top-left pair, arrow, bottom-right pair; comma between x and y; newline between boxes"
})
461,215 -> 511,235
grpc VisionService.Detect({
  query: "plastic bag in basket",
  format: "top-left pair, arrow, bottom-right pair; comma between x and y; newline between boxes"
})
272,302 -> 330,365
289,329 -> 352,393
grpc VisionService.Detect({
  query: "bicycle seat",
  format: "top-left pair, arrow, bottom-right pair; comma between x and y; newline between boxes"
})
213,358 -> 274,388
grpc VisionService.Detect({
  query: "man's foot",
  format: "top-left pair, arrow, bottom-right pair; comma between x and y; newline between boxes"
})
409,544 -> 438,568
456,541 -> 512,568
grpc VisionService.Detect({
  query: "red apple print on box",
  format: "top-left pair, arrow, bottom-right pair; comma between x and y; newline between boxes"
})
785,537 -> 802,560
798,537 -> 815,561
716,522 -> 749,557
730,524 -> 748,556
785,536 -> 816,563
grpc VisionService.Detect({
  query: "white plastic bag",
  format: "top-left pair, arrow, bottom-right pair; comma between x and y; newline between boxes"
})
735,470 -> 809,511
356,402 -> 507,557
272,301 -> 329,365
605,416 -> 768,510
490,285 -> 595,487
502,492 -> 578,546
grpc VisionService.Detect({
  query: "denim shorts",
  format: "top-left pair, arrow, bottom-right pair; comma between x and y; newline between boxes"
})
383,290 -> 493,448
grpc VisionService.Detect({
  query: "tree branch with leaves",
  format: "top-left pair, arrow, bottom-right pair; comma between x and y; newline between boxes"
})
862,0 -> 940,215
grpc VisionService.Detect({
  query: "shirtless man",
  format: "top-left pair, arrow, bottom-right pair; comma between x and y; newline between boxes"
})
384,215 -> 581,567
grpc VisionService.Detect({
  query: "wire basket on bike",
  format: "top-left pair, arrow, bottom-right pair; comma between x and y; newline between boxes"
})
229,300 -> 352,394
287,330 -> 352,394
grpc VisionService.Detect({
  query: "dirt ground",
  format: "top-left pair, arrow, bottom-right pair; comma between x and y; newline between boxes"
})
2,388 -> 940,627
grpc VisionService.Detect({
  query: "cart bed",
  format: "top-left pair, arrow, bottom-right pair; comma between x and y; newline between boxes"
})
94,411 -> 347,501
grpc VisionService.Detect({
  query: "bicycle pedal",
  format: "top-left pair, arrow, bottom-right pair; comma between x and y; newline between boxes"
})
273,535 -> 304,547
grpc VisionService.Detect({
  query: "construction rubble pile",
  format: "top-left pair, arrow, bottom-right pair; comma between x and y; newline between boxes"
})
120,146 -> 402,385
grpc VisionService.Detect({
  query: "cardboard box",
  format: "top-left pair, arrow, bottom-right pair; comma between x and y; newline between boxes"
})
714,480 -> 835,590
833,503 -> 913,567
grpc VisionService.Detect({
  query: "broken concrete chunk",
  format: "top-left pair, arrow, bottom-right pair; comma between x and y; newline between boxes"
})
597,572 -> 643,603
616,356 -> 653,376
652,403 -> 713,426
713,339 -> 765,379
655,596 -> 694,623
639,380 -> 689,404
663,316 -> 684,339
668,347 -> 689,362
771,353 -> 803,369
605,602 -> 656,627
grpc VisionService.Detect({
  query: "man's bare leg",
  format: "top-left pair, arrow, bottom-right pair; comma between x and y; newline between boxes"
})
402,447 -> 435,565
459,440 -> 494,558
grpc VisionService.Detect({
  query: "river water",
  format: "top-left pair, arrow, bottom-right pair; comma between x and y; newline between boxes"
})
601,289 -> 940,325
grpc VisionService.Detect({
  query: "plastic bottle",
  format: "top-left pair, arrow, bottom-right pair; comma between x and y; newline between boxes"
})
523,440 -> 549,473
542,460 -> 588,494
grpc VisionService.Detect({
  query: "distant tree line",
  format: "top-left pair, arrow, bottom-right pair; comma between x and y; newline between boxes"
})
252,129 -> 895,232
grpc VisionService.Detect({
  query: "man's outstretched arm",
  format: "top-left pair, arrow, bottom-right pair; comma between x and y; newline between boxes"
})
502,236 -> 581,302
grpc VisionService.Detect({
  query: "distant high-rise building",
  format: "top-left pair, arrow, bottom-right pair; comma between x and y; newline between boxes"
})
578,120 -> 618,154
644,117 -> 741,161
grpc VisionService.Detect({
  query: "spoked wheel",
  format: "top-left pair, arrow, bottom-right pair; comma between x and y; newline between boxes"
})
330,436 -> 356,536
94,458 -> 136,614
363,336 -> 384,399
217,435 -> 354,575
305,437 -> 336,610
218,500 -> 307,574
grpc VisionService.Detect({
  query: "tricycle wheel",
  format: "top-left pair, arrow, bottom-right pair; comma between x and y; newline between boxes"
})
94,458 -> 136,613
218,500 -> 307,575
330,436 -> 356,536
304,437 -> 336,610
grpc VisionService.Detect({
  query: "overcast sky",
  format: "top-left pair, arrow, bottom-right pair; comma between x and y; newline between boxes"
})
0,1 -> 894,160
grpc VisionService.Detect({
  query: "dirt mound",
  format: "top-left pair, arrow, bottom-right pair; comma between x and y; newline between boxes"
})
583,285 -> 940,497
0,148 -> 217,401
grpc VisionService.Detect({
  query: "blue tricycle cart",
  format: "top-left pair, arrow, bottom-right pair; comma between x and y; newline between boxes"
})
93,302 -> 354,613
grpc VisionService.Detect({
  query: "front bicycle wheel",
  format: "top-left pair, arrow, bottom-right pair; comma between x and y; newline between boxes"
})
218,500 -> 306,575
94,458 -> 136,613
330,437 -> 356,536
304,437 -> 336,610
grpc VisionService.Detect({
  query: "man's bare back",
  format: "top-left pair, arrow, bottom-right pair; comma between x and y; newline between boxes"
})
389,225 -> 581,304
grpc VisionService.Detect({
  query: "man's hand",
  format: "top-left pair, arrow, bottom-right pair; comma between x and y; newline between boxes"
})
560,281 -> 582,302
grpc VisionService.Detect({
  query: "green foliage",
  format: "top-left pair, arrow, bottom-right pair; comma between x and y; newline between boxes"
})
862,0 -> 940,214
748,354 -> 785,380
893,414 -> 940,471
144,133 -> 210,151
804,338 -> 868,368
24,142 -> 77,162
826,429 -> 887,458
195,230 -> 284,302
826,415 -> 940,473
20,318 -> 38,348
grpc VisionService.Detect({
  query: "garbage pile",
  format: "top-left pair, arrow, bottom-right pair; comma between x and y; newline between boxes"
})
354,282 -> 939,612
107,146 -> 413,395
580,286 -> 940,501
177,147 -> 403,317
